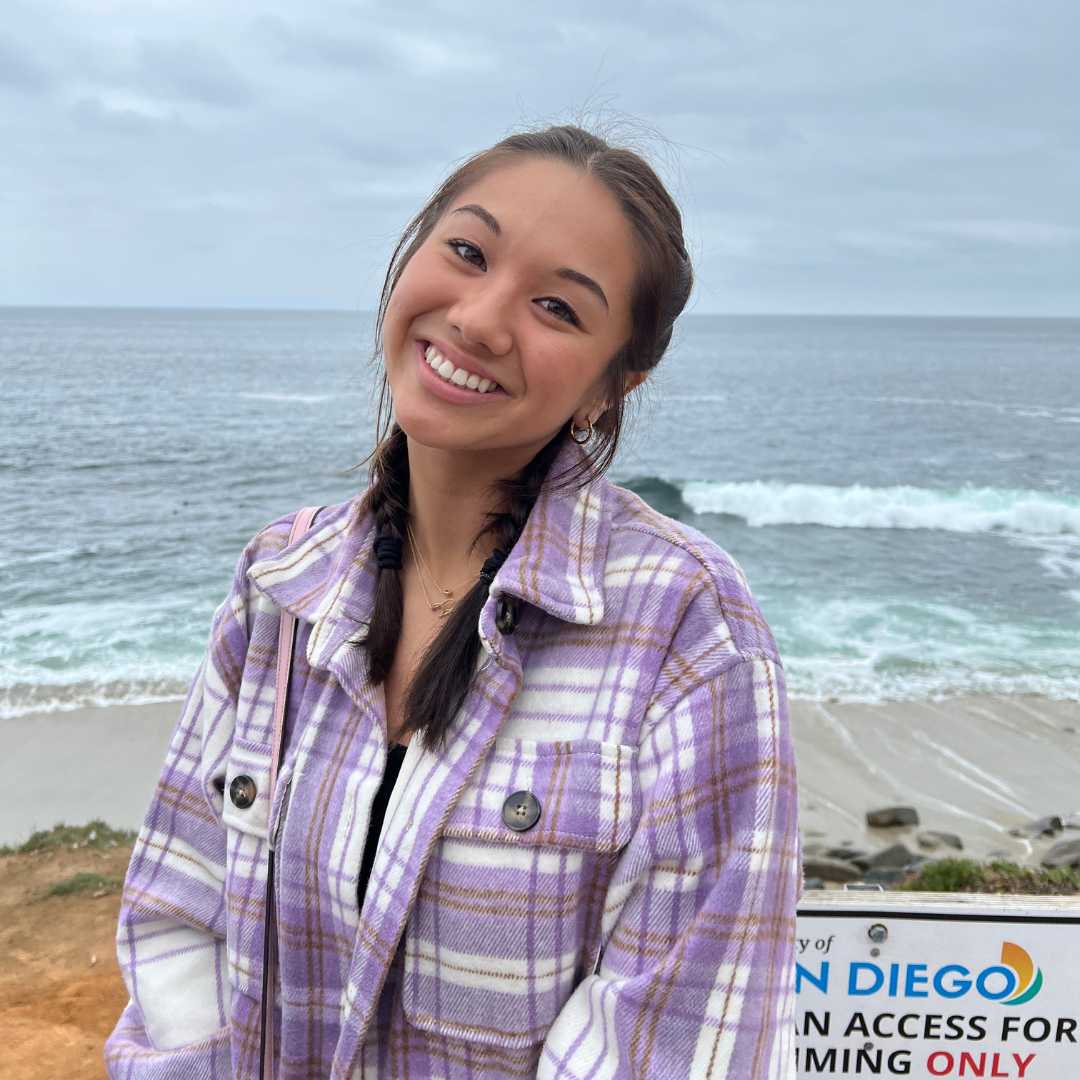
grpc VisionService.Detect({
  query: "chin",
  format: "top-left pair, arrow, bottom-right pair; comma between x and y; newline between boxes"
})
393,403 -> 498,452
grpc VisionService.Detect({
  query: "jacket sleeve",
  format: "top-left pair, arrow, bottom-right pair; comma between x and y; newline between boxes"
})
539,656 -> 800,1080
105,543 -> 263,1078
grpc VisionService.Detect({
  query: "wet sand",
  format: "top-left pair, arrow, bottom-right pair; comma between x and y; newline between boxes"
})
1,695 -> 1078,858
790,694 -> 1080,862
0,702 -> 178,848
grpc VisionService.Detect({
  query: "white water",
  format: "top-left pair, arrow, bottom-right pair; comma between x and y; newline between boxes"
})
680,481 -> 1080,536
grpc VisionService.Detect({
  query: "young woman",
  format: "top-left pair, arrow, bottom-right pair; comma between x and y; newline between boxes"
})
106,126 -> 799,1080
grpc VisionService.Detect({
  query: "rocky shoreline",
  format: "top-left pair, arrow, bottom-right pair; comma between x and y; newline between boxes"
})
802,802 -> 1080,892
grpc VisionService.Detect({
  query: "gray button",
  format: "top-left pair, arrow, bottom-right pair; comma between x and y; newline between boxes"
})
230,775 -> 257,809
502,790 -> 541,832
495,597 -> 516,635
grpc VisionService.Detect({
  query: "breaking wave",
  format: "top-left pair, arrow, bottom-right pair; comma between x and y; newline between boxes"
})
679,481 -> 1080,537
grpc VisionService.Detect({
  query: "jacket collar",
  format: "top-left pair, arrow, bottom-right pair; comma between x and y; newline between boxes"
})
488,442 -> 611,627
247,442 -> 612,669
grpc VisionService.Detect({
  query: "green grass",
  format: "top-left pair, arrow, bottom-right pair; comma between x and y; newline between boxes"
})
46,872 -> 123,897
0,820 -> 137,857
900,858 -> 1080,895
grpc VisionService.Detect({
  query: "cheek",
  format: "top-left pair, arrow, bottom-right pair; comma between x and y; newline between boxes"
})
384,254 -> 447,345
521,333 -> 609,409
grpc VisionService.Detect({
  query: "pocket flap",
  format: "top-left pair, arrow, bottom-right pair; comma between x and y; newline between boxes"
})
221,737 -> 272,839
442,738 -> 638,853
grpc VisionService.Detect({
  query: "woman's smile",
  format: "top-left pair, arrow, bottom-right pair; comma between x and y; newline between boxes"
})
414,338 -> 507,403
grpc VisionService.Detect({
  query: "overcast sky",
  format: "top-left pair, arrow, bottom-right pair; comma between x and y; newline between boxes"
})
1,0 -> 1077,315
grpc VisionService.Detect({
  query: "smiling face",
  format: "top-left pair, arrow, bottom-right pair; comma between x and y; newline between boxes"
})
381,157 -> 640,464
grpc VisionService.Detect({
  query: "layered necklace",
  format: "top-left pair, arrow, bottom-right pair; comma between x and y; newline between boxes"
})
406,521 -> 479,618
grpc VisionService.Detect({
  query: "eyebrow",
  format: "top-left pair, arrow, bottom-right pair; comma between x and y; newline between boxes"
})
451,202 -> 609,311
452,204 -> 501,235
554,267 -> 608,311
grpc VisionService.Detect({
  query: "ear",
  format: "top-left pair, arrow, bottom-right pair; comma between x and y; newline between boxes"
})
573,371 -> 649,429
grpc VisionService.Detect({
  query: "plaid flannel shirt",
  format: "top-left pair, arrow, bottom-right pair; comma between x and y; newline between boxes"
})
106,449 -> 800,1079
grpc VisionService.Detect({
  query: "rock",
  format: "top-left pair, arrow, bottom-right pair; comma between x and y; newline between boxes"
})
1041,838 -> 1080,870
854,843 -> 919,871
1009,816 -> 1063,839
917,831 -> 964,852
803,877 -> 825,890
802,842 -> 828,857
802,856 -> 865,883
865,866 -> 911,888
826,847 -> 867,861
867,806 -> 919,828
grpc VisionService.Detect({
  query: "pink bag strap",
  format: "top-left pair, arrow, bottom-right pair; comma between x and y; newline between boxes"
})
260,505 -> 320,1080
268,504 -> 320,813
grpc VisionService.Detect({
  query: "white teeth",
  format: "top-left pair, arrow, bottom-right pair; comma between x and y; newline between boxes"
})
425,345 -> 497,393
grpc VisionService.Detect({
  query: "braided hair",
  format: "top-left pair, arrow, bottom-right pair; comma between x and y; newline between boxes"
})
360,124 -> 693,749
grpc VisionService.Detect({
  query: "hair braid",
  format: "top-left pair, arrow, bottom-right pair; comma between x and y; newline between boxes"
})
400,431 -> 565,750
361,425 -> 409,685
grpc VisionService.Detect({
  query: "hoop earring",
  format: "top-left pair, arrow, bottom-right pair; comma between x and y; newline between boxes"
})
570,417 -> 594,444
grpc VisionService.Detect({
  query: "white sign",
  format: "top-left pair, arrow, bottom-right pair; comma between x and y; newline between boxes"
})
795,893 -> 1080,1078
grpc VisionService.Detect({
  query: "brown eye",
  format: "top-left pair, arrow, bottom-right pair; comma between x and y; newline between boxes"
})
536,297 -> 579,326
448,240 -> 486,270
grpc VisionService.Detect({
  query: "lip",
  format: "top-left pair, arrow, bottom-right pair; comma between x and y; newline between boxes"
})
415,338 -> 508,404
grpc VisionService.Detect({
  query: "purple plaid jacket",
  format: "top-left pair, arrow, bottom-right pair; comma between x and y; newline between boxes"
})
106,454 -> 800,1080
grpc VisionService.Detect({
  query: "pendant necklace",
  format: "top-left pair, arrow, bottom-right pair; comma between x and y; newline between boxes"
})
406,521 -> 479,618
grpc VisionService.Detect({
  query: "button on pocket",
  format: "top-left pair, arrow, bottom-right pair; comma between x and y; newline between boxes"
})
229,775 -> 257,809
501,790 -> 541,832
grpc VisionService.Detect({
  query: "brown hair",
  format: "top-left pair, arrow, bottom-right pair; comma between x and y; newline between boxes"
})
362,124 -> 693,749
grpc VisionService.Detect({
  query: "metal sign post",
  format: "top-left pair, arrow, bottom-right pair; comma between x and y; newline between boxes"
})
795,892 -> 1080,1078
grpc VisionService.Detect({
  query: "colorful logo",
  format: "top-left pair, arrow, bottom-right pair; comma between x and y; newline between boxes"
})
1000,942 -> 1042,1004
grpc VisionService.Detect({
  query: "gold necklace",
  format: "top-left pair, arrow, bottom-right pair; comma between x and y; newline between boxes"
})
406,522 -> 478,618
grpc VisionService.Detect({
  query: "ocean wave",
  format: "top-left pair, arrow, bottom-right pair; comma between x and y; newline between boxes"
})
775,596 -> 1080,703
679,480 -> 1080,537
0,597 -> 210,718
238,392 -> 337,404
0,678 -> 188,719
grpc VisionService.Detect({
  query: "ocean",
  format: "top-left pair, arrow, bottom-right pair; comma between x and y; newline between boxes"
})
2,307 -> 1078,718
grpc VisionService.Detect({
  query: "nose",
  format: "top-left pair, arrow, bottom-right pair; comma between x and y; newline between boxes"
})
447,276 -> 514,358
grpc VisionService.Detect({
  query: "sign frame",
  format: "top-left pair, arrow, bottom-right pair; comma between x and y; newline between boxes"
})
795,891 -> 1080,1079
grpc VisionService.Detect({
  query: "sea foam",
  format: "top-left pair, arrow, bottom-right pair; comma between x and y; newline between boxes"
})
680,481 -> 1080,537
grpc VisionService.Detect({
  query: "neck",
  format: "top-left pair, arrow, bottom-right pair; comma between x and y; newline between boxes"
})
404,438 -> 543,583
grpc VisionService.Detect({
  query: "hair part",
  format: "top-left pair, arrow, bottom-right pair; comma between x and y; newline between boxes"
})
362,124 -> 693,749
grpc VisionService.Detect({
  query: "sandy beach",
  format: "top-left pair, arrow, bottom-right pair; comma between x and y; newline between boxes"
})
2,693 -> 1078,858
791,694 -> 1080,863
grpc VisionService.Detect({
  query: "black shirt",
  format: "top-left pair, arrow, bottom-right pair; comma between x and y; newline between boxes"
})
356,743 -> 408,911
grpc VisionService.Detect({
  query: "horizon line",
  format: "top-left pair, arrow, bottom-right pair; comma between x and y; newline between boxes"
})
2,303 -> 1079,321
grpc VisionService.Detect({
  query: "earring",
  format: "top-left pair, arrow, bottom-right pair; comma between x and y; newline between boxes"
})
570,416 -> 594,444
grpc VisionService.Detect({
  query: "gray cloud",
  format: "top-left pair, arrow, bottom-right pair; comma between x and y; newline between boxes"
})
0,0 -> 1076,314
0,36 -> 51,91
136,38 -> 252,107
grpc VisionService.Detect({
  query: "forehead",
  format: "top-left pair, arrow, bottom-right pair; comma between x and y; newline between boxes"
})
448,158 -> 637,288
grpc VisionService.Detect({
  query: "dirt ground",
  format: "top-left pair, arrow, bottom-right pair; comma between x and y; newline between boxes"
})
0,844 -> 132,1080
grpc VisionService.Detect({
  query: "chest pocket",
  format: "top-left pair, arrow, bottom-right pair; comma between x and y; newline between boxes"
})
220,736 -> 277,999
401,738 -> 639,1049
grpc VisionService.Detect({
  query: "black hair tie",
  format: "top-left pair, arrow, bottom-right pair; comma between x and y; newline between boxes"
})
479,548 -> 508,588
373,533 -> 403,571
